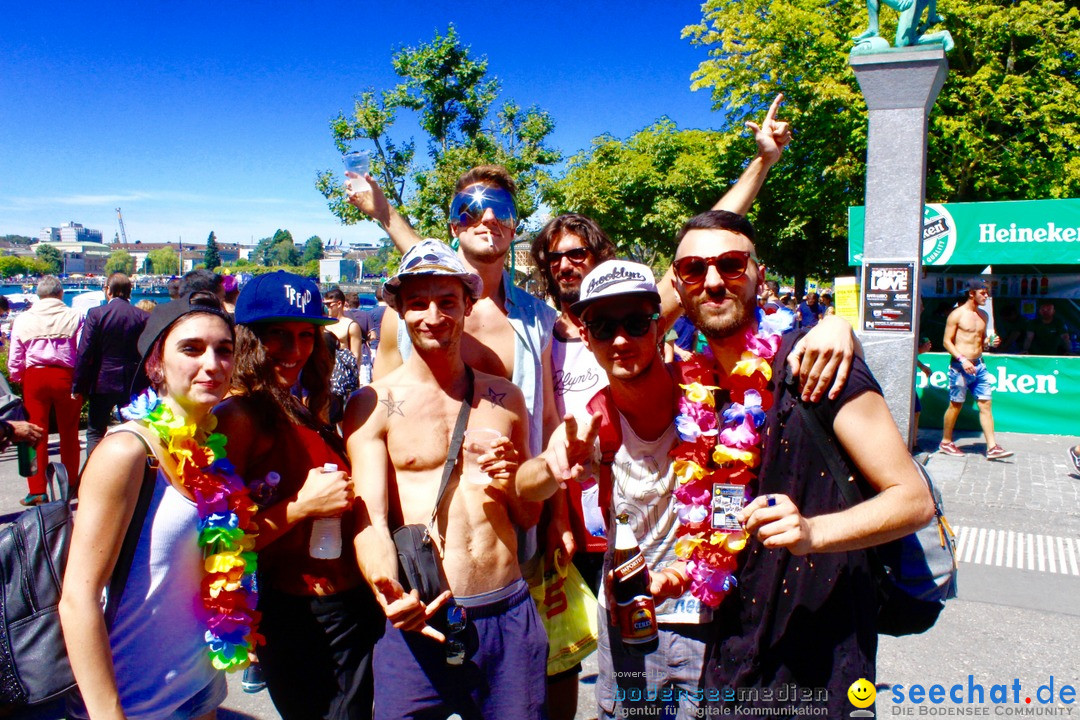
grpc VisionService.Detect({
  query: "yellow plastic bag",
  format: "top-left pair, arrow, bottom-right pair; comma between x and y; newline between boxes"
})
526,550 -> 599,676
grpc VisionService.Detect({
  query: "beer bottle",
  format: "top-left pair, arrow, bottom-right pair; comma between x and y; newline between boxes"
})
612,513 -> 659,655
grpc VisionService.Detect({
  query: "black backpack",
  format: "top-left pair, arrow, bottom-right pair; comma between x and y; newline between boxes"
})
0,439 -> 158,709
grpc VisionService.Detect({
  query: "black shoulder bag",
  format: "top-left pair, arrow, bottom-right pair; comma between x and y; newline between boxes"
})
392,367 -> 474,604
0,433 -> 158,709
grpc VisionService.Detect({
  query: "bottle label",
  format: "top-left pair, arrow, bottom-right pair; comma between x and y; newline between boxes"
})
613,552 -> 644,582
616,595 -> 658,643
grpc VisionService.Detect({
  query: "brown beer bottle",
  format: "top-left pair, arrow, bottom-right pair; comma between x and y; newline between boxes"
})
612,513 -> 659,655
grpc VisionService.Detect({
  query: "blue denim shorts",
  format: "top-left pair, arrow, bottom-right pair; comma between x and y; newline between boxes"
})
948,358 -> 993,402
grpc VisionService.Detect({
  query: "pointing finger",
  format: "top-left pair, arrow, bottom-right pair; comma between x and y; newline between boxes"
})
765,93 -> 784,123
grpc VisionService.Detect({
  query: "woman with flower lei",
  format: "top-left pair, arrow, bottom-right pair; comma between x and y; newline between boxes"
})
61,293 -> 250,720
670,308 -> 794,608
212,271 -> 381,720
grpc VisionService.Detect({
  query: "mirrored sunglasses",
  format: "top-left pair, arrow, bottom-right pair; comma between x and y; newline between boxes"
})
445,603 -> 468,666
673,251 -> 758,285
449,185 -> 518,230
584,313 -> 659,342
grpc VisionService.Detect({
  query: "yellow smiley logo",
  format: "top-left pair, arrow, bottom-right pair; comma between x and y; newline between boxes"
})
848,678 -> 876,708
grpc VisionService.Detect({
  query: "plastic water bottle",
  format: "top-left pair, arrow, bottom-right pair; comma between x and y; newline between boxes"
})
250,471 -> 281,508
309,463 -> 343,559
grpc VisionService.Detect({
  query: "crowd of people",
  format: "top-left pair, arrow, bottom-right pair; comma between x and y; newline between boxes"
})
0,96 -> 960,720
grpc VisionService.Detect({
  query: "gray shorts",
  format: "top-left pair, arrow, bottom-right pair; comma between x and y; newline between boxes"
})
596,617 -> 710,720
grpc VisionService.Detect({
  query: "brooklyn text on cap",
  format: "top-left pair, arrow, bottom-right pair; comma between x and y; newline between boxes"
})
382,239 -> 484,313
569,259 -> 661,316
234,270 -> 337,326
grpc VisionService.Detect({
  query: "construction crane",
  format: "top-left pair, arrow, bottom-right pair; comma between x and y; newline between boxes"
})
115,208 -> 129,244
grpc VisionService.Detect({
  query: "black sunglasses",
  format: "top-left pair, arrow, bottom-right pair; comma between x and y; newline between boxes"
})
673,251 -> 759,285
584,313 -> 659,342
547,247 -> 591,267
444,603 -> 468,666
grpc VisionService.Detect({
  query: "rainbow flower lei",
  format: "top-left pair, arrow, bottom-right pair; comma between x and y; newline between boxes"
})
121,389 -> 262,671
671,308 -> 794,607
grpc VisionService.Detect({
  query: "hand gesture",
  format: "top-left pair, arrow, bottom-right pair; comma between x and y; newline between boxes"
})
544,413 -> 601,486
372,576 -> 452,642
8,420 -> 42,444
346,173 -> 392,227
544,514 -> 576,566
746,94 -> 792,167
788,315 -> 856,402
479,435 -> 520,489
649,562 -> 690,603
738,493 -> 813,555
295,466 -> 354,518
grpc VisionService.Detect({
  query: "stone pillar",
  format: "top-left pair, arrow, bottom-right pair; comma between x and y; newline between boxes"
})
850,47 -> 948,444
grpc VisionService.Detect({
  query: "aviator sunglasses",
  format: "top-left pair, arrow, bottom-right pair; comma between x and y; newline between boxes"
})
444,603 -> 468,666
449,185 -> 518,230
672,251 -> 759,286
584,313 -> 659,342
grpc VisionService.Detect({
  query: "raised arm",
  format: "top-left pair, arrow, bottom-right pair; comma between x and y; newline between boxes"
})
711,93 -> 791,215
372,309 -> 404,380
346,174 -> 424,254
58,431 -> 149,720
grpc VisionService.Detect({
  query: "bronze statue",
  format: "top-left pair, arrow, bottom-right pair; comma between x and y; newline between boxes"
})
852,0 -> 954,53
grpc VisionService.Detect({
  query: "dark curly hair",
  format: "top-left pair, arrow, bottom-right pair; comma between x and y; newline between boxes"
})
230,323 -> 334,429
530,213 -> 616,310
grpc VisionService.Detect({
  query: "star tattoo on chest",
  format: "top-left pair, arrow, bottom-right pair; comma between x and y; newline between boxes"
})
483,386 -> 507,408
380,391 -> 405,417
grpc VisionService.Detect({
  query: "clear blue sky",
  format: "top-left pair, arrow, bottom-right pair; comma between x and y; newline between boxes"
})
0,0 -> 732,248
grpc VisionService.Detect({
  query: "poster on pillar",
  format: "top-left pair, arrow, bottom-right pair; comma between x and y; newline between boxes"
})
917,353 -> 1077,436
862,262 -> 915,332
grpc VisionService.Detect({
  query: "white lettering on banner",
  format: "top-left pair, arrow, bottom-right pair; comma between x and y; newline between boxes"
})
916,368 -> 1059,395
979,222 -> 1079,243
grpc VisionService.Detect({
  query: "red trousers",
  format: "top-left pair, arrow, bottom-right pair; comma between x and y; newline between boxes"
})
21,366 -> 82,495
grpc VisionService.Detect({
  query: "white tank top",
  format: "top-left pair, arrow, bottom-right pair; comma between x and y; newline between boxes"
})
105,463 -> 219,719
552,335 -> 608,420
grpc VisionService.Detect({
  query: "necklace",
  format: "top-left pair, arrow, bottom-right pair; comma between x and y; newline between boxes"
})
670,309 -> 793,607
121,389 -> 262,671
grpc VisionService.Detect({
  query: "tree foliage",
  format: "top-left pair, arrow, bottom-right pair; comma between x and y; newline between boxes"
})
146,248 -> 179,275
359,242 -> 400,278
35,244 -> 62,274
317,25 -> 561,240
302,236 -> 325,263
681,0 -> 1080,286
105,249 -> 136,275
204,231 -> 221,270
549,119 -> 745,268
0,256 -> 48,278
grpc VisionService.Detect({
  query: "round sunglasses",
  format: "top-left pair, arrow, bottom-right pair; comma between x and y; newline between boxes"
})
673,251 -> 759,286
584,312 -> 659,341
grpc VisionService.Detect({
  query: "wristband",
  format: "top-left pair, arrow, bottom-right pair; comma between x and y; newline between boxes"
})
661,566 -> 690,594
955,355 -> 968,364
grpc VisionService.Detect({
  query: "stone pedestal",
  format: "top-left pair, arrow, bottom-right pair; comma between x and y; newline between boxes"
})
850,47 -> 948,443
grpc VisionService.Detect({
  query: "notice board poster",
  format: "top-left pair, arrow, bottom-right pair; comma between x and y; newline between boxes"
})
862,262 -> 915,332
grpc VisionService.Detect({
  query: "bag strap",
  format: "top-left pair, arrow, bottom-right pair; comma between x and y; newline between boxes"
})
428,366 -> 475,529
794,402 -> 863,510
102,429 -> 159,629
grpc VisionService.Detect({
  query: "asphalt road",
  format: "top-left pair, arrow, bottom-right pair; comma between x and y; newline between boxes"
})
4,427 -> 1077,719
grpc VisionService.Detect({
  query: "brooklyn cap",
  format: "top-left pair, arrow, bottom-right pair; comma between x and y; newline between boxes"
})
570,260 -> 661,316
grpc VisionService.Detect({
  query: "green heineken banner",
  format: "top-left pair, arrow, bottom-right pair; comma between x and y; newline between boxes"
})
916,353 -> 1076,436
849,198 -> 1080,266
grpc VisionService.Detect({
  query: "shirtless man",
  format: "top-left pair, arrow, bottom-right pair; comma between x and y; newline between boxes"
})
345,241 -> 585,719
323,287 -> 364,363
939,279 -> 1012,459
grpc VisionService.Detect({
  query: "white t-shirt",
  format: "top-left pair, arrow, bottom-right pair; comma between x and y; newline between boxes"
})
601,414 -> 712,625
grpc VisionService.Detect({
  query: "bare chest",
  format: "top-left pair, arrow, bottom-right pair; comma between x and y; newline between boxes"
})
461,306 -> 516,380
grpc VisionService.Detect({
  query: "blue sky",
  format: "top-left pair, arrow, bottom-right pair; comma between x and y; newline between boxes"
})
0,1 -> 730,247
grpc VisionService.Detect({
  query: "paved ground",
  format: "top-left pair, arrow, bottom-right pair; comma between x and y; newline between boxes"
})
4,426 -> 1077,719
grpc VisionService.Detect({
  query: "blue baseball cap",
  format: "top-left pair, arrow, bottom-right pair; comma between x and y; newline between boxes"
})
234,271 -> 336,326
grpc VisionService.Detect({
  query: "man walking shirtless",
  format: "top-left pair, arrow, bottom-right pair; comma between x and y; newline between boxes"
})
939,279 -> 1012,459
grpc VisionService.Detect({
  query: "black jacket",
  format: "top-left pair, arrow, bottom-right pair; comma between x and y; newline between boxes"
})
72,298 -> 149,396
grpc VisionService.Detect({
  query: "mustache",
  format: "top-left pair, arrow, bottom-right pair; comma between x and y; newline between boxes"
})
704,286 -> 728,300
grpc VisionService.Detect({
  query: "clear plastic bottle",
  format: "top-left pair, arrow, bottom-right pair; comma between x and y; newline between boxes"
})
250,471 -> 281,508
309,463 -> 343,559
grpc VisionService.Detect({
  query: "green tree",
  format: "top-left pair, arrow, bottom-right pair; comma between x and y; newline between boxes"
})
359,241 -> 400,277
204,231 -> 221,270
251,236 -> 275,266
105,249 -> 136,275
317,25 -> 561,239
302,236 -> 325,263
269,229 -> 299,266
682,0 -> 1080,289
35,244 -> 62,274
0,256 -> 47,278
549,119 -> 745,268
146,248 -> 179,275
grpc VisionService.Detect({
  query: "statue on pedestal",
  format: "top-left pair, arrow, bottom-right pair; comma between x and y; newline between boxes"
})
852,0 -> 954,54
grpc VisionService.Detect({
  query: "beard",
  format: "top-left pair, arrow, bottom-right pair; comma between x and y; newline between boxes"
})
554,271 -> 584,310
683,286 -> 755,340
